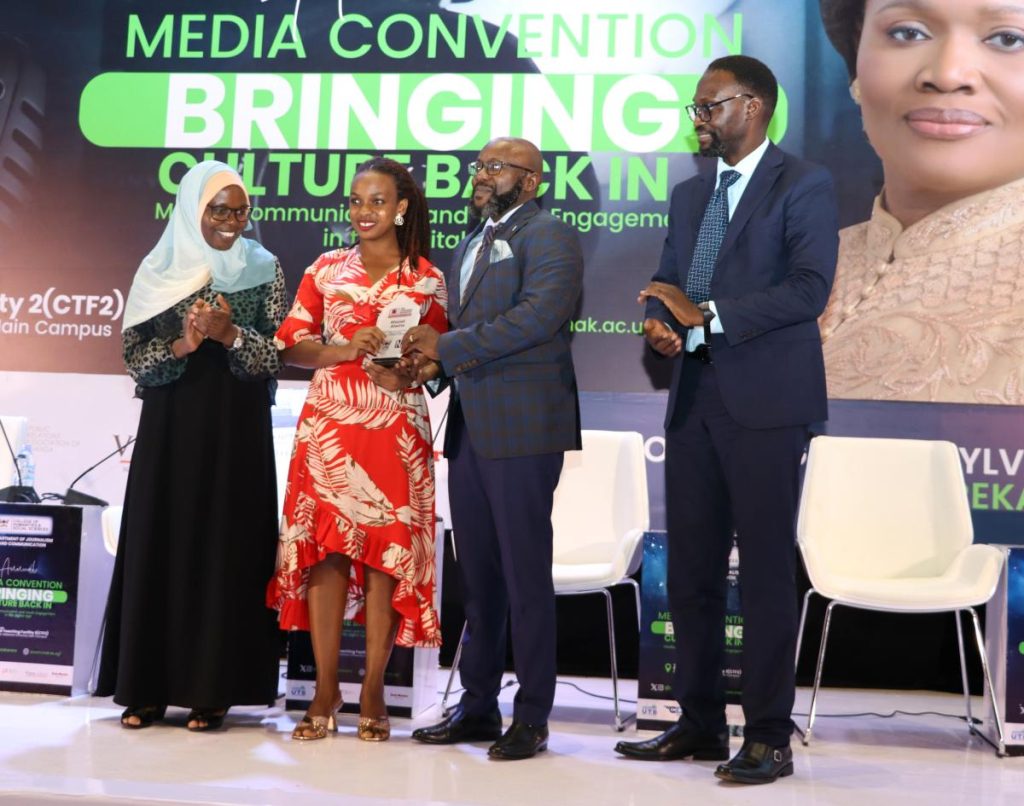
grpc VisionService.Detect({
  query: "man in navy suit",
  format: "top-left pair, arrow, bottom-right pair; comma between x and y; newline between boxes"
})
614,56 -> 838,784
401,137 -> 583,760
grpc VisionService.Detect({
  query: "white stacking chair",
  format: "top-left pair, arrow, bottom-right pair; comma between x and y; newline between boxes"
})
441,429 -> 650,730
795,436 -> 1006,752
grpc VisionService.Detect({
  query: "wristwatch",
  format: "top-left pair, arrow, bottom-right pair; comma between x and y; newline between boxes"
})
229,326 -> 244,351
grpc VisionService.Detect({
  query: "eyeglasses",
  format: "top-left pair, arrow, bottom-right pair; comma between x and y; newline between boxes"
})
468,159 -> 536,177
685,94 -> 753,123
206,204 -> 253,222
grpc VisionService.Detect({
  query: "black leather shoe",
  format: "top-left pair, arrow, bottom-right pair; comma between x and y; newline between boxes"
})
714,740 -> 793,784
487,720 -> 549,760
614,722 -> 729,761
411,706 -> 503,745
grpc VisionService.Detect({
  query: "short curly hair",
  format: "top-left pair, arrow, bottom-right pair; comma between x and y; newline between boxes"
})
819,0 -> 864,79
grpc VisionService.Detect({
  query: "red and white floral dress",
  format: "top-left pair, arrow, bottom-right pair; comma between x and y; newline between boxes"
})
267,247 -> 447,647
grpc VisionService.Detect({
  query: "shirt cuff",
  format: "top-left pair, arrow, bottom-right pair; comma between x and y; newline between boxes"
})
707,300 -> 725,334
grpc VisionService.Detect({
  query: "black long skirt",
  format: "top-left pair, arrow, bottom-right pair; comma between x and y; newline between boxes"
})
96,341 -> 281,709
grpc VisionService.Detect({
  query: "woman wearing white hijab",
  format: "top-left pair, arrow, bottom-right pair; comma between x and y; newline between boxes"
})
97,161 -> 286,732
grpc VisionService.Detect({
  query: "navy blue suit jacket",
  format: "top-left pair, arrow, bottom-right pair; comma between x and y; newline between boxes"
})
438,200 -> 583,459
646,143 -> 839,430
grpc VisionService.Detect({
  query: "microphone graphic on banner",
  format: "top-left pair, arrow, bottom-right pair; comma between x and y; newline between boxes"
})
63,437 -> 136,507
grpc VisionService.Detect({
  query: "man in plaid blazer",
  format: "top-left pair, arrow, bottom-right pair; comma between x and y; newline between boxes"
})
402,137 -> 583,760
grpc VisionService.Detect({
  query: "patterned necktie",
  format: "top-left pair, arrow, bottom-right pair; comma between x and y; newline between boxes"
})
462,222 -> 501,303
685,170 -> 741,304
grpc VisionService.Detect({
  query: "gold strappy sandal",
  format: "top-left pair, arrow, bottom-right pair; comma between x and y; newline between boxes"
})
357,715 -> 391,742
292,696 -> 342,741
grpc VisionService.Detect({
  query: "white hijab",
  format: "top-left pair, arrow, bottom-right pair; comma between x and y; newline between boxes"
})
122,161 -> 277,330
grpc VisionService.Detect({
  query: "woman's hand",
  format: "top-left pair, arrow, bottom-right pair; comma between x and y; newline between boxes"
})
327,326 -> 386,364
171,308 -> 205,358
193,295 -> 238,347
364,360 -> 416,392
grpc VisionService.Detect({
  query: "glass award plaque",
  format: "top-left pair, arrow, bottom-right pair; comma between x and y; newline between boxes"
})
372,295 -> 420,366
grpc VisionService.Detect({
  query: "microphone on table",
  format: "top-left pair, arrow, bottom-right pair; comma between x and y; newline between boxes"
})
63,437 -> 136,507
0,418 -> 40,503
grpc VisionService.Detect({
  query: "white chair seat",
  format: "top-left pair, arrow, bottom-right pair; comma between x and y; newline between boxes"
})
553,530 -> 644,591
810,543 -> 1003,611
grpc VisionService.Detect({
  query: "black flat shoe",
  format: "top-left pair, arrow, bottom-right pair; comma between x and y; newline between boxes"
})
120,705 -> 167,729
487,720 -> 548,760
614,722 -> 729,761
186,707 -> 229,732
411,706 -> 503,745
714,740 -> 793,784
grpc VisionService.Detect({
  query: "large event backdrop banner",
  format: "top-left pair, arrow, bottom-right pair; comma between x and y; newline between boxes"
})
0,0 -> 1022,546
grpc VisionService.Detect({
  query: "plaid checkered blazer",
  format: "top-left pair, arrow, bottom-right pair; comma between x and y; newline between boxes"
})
437,200 -> 583,460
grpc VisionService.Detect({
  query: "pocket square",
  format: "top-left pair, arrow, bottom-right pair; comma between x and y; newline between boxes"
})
490,239 -> 514,262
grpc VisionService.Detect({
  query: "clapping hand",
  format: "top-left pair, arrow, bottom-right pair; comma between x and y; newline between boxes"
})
178,308 -> 205,355
192,295 -> 238,347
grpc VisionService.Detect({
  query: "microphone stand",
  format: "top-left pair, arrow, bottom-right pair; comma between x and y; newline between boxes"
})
63,437 -> 136,507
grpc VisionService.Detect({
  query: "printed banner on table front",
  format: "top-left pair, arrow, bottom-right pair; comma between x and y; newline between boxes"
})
0,503 -> 82,695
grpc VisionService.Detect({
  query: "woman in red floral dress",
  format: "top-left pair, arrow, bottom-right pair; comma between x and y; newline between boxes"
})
267,158 -> 447,741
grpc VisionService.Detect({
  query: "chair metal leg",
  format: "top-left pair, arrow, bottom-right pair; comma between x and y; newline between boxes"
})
601,588 -> 634,731
795,588 -> 816,670
953,609 -> 974,733
804,599 -> 837,746
441,621 -> 468,715
968,606 -> 1006,756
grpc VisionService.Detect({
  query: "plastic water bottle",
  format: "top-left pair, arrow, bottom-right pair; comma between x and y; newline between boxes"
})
15,444 -> 35,487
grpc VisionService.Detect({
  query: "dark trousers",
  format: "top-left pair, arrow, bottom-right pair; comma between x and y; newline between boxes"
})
665,361 -> 807,746
447,401 -> 564,726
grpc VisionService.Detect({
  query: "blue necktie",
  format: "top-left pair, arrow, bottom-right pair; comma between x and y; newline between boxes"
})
685,170 -> 741,304
461,222 -> 502,303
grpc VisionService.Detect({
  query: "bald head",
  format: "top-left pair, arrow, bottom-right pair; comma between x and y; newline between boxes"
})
486,137 -> 544,174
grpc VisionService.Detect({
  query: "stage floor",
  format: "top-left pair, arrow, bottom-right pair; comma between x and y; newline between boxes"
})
0,674 -> 1020,805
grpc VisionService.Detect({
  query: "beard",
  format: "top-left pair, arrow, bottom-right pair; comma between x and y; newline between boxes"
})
469,177 -> 525,221
698,130 -> 727,159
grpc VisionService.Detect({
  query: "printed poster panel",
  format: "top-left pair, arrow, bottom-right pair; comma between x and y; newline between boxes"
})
0,503 -> 82,695
637,531 -> 742,731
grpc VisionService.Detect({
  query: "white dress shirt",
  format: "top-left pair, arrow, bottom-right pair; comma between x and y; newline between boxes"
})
686,137 -> 770,350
